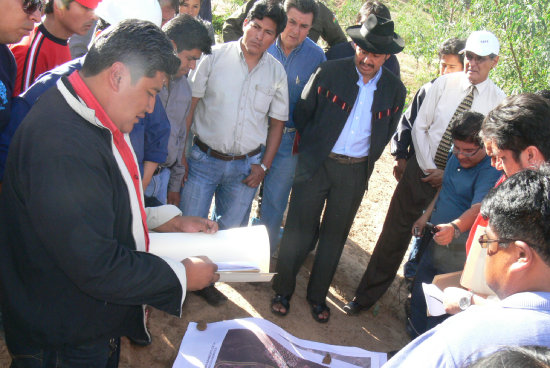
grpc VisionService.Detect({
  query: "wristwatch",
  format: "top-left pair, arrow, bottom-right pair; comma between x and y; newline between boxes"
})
450,222 -> 461,239
459,291 -> 474,311
260,163 -> 269,173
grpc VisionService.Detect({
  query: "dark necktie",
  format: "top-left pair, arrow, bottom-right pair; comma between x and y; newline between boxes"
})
433,85 -> 476,170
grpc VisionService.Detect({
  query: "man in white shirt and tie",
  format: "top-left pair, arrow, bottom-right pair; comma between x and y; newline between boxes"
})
346,30 -> 506,316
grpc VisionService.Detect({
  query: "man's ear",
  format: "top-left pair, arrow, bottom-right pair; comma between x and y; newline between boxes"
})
53,0 -> 67,14
243,18 -> 249,31
108,62 -> 126,92
384,54 -> 390,62
524,145 -> 545,168
490,55 -> 500,69
509,241 -> 533,273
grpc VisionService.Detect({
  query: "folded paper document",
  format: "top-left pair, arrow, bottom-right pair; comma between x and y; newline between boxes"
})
149,225 -> 274,282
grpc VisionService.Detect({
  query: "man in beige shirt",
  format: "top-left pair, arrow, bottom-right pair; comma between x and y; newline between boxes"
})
180,0 -> 288,304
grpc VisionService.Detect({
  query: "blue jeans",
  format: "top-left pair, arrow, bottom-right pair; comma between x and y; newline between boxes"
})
144,167 -> 170,205
408,242 -> 449,338
404,232 -> 433,279
259,131 -> 298,254
5,330 -> 119,368
179,144 -> 261,230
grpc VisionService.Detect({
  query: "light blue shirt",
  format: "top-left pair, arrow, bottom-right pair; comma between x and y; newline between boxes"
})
385,292 -> 550,368
331,66 -> 382,157
268,37 -> 326,129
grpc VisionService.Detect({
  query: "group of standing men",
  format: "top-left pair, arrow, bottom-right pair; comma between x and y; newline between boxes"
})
1,0 -> 548,366
0,0 -> 405,363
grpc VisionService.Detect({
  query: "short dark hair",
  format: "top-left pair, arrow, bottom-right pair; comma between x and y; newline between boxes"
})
284,0 -> 318,23
481,93 -> 550,162
45,0 -> 73,14
481,167 -> 550,266
465,346 -> 550,368
245,0 -> 287,36
438,37 -> 466,64
450,111 -> 484,146
356,1 -> 391,24
81,19 -> 180,81
535,89 -> 550,102
162,14 -> 212,54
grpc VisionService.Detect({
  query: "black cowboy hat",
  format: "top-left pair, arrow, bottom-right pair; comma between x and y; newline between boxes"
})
346,14 -> 404,55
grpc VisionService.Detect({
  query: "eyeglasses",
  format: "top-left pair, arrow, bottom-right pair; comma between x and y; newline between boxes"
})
465,52 -> 491,64
452,146 -> 482,158
23,0 -> 44,15
478,233 -> 516,254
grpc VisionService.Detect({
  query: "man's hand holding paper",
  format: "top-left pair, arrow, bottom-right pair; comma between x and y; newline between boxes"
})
183,256 -> 219,291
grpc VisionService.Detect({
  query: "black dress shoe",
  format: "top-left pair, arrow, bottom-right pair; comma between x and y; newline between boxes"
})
193,285 -> 228,306
343,300 -> 367,316
128,335 -> 152,346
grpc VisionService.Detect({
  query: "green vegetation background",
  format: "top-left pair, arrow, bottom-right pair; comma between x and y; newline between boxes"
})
212,0 -> 549,99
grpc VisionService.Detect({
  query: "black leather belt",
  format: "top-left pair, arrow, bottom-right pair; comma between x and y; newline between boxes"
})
328,152 -> 368,164
195,138 -> 261,161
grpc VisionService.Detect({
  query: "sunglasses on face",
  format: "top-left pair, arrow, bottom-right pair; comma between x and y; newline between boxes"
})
23,0 -> 44,15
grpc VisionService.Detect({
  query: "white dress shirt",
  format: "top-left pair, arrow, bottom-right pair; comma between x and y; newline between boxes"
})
411,71 -> 505,173
332,67 -> 382,157
189,40 -> 289,155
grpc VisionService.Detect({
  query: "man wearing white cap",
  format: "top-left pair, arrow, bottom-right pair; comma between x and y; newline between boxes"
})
345,30 -> 506,316
10,0 -> 101,95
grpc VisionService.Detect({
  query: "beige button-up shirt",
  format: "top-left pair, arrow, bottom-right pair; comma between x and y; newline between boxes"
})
189,40 -> 289,155
411,71 -> 506,174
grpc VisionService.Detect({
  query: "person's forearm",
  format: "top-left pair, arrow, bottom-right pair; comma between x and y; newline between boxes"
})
262,118 -> 284,168
186,97 -> 200,136
452,203 -> 481,233
424,187 -> 441,220
142,161 -> 158,190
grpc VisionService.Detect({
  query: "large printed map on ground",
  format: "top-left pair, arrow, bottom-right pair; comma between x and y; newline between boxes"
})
173,318 -> 387,367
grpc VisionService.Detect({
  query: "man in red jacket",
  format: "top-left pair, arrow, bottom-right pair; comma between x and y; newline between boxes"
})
10,0 -> 100,95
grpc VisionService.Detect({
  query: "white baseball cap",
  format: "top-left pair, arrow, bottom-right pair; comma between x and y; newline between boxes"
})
460,30 -> 500,56
95,0 -> 162,28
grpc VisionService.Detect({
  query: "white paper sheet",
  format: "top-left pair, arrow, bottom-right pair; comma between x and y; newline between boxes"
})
149,226 -> 273,282
173,318 -> 387,368
460,224 -> 496,295
422,283 -> 446,317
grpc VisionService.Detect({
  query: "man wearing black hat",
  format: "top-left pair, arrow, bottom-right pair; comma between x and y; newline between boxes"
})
344,30 -> 506,316
270,14 -> 406,323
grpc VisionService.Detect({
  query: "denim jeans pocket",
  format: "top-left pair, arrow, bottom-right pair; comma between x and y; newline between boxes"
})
189,144 -> 207,162
246,148 -> 263,167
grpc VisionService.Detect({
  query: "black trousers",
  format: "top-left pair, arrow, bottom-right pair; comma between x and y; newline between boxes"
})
354,155 -> 437,307
272,156 -> 368,304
